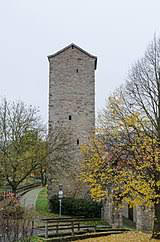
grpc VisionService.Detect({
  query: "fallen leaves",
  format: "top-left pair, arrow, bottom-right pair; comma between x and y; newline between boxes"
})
76,232 -> 157,242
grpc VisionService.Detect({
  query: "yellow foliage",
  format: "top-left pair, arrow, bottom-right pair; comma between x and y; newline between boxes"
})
80,95 -> 160,209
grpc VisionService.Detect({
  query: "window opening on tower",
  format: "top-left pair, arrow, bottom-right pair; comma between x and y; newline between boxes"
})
69,115 -> 72,120
77,139 -> 79,145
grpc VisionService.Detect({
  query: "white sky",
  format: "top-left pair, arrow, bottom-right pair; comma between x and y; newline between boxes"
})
0,0 -> 160,123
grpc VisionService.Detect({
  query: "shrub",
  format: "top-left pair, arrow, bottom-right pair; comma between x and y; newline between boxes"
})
1,192 -> 24,218
0,192 -> 35,242
49,195 -> 102,218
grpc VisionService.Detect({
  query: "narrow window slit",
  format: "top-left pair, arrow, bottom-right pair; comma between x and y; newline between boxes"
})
69,115 -> 72,120
77,139 -> 79,145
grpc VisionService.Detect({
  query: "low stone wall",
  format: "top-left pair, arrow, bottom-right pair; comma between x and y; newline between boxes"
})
136,206 -> 154,231
102,197 -> 154,231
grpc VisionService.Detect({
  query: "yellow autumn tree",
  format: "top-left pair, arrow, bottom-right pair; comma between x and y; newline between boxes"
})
81,91 -> 160,238
81,36 -> 160,238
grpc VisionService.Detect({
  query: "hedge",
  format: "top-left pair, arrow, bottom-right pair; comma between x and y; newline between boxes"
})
49,195 -> 102,218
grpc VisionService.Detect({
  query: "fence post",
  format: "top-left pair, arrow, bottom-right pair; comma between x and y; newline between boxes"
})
56,224 -> 59,235
31,220 -> 34,235
71,221 -> 74,236
78,222 -> 80,232
45,221 -> 48,238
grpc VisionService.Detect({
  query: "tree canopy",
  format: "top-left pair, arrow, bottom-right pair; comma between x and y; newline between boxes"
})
0,99 -> 46,192
81,36 -> 160,238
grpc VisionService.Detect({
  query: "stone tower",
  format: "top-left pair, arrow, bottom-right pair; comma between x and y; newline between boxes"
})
47,43 -> 97,199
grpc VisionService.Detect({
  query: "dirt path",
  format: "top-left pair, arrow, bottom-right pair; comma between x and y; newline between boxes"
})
20,187 -> 43,209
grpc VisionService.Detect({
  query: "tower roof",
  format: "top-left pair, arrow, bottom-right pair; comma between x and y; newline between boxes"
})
48,43 -> 97,69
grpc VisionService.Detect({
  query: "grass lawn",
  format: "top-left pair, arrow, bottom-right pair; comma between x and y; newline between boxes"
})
35,187 -> 57,217
76,232 -> 158,242
30,236 -> 43,242
36,187 -> 48,214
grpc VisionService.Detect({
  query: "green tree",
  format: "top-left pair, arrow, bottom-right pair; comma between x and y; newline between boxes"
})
0,98 -> 45,193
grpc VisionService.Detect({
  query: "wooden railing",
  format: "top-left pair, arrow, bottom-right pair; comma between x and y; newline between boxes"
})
36,217 -> 111,238
16,183 -> 41,196
1,183 -> 41,198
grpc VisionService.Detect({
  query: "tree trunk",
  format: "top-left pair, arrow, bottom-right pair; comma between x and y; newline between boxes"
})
44,172 -> 47,186
11,184 -> 17,194
40,170 -> 46,186
40,168 -> 47,186
40,172 -> 44,186
152,203 -> 160,239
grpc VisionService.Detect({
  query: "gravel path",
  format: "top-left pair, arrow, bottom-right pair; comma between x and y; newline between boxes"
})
20,187 -> 43,209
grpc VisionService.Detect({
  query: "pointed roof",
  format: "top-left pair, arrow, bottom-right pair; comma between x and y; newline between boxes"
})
48,43 -> 97,69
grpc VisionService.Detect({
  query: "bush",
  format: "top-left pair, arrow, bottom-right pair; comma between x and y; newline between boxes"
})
0,192 -> 35,242
49,195 -> 102,218
1,192 -> 24,218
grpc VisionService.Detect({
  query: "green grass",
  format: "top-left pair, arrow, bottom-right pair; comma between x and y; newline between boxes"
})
30,236 -> 43,242
35,187 -> 57,217
36,188 -> 48,213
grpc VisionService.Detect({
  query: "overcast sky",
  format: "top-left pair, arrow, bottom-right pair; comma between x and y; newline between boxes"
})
0,0 -> 160,123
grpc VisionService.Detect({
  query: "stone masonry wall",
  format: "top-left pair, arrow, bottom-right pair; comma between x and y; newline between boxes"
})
136,206 -> 154,231
48,45 -> 96,200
